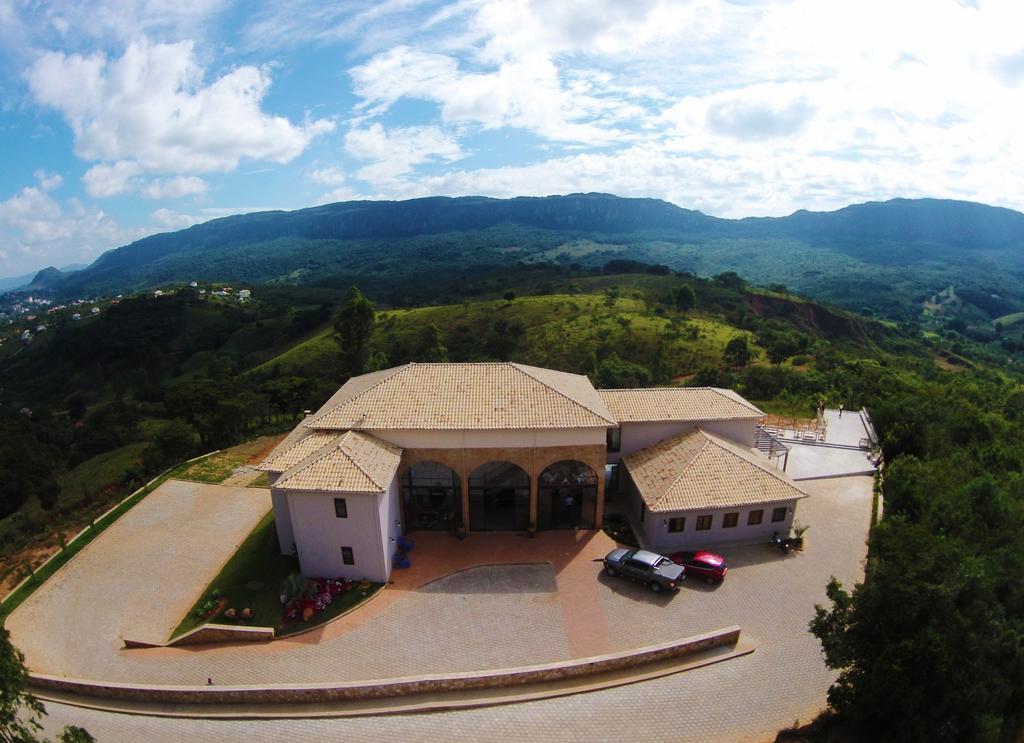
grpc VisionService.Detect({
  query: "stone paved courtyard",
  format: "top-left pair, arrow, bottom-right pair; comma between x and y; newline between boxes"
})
18,472 -> 872,742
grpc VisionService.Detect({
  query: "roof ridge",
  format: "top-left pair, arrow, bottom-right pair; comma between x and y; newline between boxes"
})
275,434 -> 350,487
701,429 -> 792,481
645,431 -> 710,511
305,364 -> 413,428
337,431 -> 387,490
710,388 -> 765,415
512,363 -> 617,424
257,430 -> 338,471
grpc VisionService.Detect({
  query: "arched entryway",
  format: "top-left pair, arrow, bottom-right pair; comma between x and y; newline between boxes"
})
402,461 -> 462,531
538,460 -> 598,530
469,461 -> 530,531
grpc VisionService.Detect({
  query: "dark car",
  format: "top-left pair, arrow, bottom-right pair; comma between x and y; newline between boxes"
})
669,550 -> 728,584
603,548 -> 685,592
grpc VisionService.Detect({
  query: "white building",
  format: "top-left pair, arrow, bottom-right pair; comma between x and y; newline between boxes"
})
258,362 -> 808,583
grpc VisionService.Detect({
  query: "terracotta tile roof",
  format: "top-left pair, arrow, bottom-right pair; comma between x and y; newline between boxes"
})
256,431 -> 344,473
623,429 -> 807,513
599,387 -> 765,423
304,362 -> 616,431
273,431 -> 403,493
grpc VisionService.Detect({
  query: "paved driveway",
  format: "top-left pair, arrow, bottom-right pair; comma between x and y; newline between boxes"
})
5,480 -> 270,673
30,475 -> 872,742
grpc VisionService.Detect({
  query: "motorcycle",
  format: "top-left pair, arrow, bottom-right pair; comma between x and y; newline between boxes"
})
770,532 -> 798,554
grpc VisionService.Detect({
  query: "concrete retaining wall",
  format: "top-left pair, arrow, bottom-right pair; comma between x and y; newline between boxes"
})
34,625 -> 740,706
165,623 -> 275,647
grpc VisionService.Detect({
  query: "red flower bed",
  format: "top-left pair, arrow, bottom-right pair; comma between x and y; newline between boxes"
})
281,577 -> 354,627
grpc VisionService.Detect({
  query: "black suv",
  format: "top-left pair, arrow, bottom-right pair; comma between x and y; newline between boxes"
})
603,548 -> 685,592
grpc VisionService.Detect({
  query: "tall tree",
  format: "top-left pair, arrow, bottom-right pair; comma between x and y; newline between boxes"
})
673,284 -> 696,312
333,286 -> 376,376
1,625 -> 45,742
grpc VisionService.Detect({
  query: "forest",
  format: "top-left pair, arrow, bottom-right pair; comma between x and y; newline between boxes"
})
1,260 -> 1023,741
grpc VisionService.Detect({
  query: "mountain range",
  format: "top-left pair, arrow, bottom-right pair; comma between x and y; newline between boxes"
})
17,194 -> 1024,321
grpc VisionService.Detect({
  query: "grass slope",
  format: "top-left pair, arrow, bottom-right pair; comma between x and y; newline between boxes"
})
255,289 -> 760,379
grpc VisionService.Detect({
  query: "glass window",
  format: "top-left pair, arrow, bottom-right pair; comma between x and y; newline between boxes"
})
668,516 -> 685,533
334,498 -> 348,518
748,509 -> 763,525
772,506 -> 787,523
696,514 -> 712,531
723,512 -> 739,528
341,546 -> 354,565
607,427 -> 622,452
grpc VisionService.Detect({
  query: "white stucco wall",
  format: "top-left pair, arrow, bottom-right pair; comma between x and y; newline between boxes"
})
608,419 -> 758,463
622,466 -> 799,552
285,488 -> 389,582
379,476 -> 402,576
644,501 -> 799,552
270,488 -> 295,556
368,427 -> 606,449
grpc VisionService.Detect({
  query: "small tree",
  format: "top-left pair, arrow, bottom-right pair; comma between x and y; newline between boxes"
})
596,353 -> 651,388
722,336 -> 752,367
503,291 -> 516,303
415,323 -> 449,362
59,727 -> 96,743
673,284 -> 696,312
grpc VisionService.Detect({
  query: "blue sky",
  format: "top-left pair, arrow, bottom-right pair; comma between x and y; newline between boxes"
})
0,0 -> 1022,277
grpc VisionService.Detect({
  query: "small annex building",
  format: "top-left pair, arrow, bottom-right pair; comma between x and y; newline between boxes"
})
621,429 -> 806,551
258,362 -> 809,582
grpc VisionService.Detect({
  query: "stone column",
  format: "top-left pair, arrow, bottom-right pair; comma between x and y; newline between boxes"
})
529,447 -> 539,531
593,451 -> 606,528
460,470 -> 471,536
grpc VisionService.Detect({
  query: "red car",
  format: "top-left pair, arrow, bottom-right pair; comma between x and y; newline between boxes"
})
669,551 -> 728,583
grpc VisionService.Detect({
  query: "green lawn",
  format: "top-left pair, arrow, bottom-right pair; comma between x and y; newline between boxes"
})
175,450 -> 249,483
247,472 -> 269,488
172,512 -> 383,639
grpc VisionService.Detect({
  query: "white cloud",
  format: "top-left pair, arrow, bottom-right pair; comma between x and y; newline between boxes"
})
82,161 -> 142,198
27,39 -> 334,175
0,184 -> 141,275
345,123 -> 464,182
307,166 -> 348,186
350,45 -> 628,144
140,175 -> 208,199
33,169 -> 63,191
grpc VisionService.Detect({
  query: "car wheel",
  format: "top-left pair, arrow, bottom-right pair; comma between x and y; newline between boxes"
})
605,566 -> 618,577
649,581 -> 662,593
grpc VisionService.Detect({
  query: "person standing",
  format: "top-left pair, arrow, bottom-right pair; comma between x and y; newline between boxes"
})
839,403 -> 844,418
